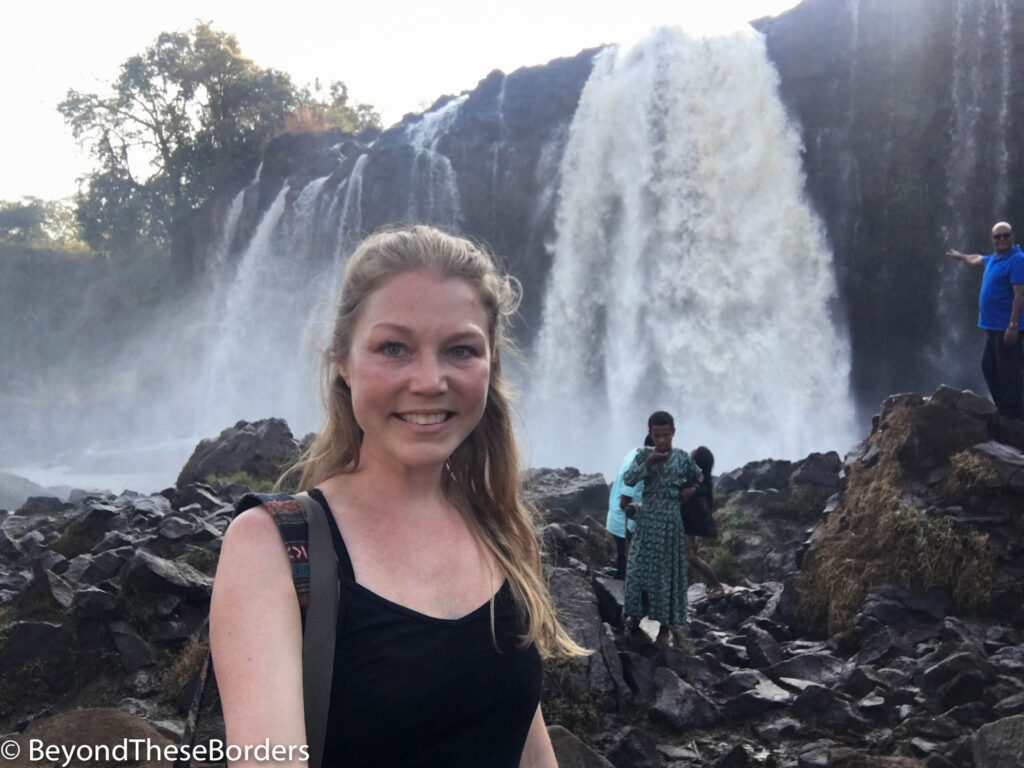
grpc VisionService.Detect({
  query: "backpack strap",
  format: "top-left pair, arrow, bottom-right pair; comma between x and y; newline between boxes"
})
293,492 -> 339,768
175,491 -> 338,768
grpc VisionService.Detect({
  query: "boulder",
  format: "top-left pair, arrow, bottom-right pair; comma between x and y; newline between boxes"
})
716,459 -> 794,494
523,468 -> 608,525
16,496 -> 70,516
968,441 -> 1024,494
0,472 -> 49,513
546,567 -> 628,707
109,621 -> 157,672
548,724 -> 614,768
789,451 -> 842,488
5,708 -> 172,768
541,521 -> 615,572
649,667 -> 722,729
974,715 -> 1024,768
603,726 -> 661,768
176,418 -> 301,487
119,549 -> 212,601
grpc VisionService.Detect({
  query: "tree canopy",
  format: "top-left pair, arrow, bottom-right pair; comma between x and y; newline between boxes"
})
59,22 -> 380,265
0,198 -> 86,252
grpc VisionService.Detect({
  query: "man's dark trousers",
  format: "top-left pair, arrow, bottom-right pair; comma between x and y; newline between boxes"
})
982,330 -> 1024,418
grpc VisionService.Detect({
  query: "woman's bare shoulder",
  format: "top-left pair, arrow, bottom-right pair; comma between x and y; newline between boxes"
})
223,505 -> 290,549
217,506 -> 294,590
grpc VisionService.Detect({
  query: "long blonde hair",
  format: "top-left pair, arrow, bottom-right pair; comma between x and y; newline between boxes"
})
289,224 -> 586,659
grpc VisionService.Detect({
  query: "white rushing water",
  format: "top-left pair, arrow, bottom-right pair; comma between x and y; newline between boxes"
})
405,95 -> 466,226
524,26 -> 856,475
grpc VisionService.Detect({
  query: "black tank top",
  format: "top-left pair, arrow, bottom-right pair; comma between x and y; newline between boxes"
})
309,489 -> 543,767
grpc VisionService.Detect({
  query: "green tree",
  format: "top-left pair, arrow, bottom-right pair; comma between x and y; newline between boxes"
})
0,198 -> 87,251
59,23 -> 319,273
302,79 -> 382,134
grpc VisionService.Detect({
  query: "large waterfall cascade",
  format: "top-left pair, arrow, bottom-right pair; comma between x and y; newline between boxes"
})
525,27 -> 856,474
8,26 -> 861,493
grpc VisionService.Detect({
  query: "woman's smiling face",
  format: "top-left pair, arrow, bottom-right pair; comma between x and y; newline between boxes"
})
337,268 -> 492,473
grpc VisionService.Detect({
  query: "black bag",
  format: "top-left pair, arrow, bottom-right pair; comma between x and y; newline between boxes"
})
680,482 -> 717,538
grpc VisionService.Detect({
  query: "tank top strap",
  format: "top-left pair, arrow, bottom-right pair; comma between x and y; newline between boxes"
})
308,487 -> 356,581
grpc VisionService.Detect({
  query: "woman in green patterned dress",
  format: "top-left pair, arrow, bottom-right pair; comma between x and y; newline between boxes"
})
622,411 -> 702,646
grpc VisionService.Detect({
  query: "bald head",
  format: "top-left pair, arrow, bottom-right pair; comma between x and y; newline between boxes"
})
992,222 -> 1014,254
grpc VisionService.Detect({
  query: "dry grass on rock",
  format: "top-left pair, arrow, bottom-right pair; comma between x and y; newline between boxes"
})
795,403 -> 996,635
940,449 -> 999,496
164,638 -> 210,699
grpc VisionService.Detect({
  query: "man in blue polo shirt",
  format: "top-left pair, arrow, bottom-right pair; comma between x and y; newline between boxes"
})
947,221 -> 1024,418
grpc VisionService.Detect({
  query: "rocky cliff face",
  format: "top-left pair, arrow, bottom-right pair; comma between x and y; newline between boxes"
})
757,0 -> 1024,409
206,48 -> 598,336
203,0 -> 1024,420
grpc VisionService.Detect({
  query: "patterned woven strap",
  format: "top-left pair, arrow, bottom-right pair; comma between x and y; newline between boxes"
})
260,497 -> 312,610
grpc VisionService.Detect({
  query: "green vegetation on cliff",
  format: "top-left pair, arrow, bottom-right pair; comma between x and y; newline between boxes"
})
58,22 -> 380,273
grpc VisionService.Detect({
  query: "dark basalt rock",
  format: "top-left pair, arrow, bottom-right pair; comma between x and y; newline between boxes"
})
524,467 -> 609,526
649,668 -> 722,730
2,386 -> 1024,765
973,714 -> 1024,767
716,459 -> 795,494
738,623 -> 784,668
73,586 -> 120,618
175,417 -> 301,488
725,676 -> 793,717
603,726 -> 661,768
109,621 -> 156,672
548,724 -> 615,768
0,621 -> 73,672
765,652 -> 845,687
119,549 -> 212,601
15,496 -> 70,516
789,451 -> 843,488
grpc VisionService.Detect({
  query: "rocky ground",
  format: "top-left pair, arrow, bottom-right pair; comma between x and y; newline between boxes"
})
0,386 -> 1022,767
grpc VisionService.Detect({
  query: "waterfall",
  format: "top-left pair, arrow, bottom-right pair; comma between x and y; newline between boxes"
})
404,96 -> 466,226
937,0 -> 1013,382
212,185 -> 247,270
191,149 -> 377,442
524,27 -> 856,474
336,154 -> 368,256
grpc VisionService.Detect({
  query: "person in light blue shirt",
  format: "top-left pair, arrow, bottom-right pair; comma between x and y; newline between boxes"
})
607,446 -> 644,580
948,221 -> 1024,418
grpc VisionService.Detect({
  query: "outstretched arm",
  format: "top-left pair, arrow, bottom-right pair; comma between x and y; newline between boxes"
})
947,248 -> 985,266
211,508 -> 308,767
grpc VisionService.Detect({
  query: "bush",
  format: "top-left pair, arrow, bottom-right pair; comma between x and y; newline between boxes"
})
204,470 -> 276,493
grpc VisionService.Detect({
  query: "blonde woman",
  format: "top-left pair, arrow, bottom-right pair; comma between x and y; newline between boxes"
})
210,225 -> 585,767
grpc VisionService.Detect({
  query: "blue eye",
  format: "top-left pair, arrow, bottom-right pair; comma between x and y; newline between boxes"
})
449,345 -> 477,359
380,342 -> 404,357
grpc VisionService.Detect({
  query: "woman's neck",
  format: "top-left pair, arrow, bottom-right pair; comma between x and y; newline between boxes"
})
327,453 -> 452,518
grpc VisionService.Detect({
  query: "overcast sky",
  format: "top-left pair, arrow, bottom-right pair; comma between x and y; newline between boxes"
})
1,0 -> 799,201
